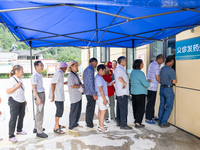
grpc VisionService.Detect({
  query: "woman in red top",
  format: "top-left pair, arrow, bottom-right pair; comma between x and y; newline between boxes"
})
102,61 -> 115,123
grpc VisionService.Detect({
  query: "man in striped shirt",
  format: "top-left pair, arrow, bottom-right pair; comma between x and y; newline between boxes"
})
145,54 -> 164,124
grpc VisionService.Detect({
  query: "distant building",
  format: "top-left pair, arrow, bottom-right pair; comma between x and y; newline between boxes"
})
0,48 -> 57,73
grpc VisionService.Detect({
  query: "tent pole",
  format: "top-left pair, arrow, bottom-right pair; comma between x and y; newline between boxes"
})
30,41 -> 35,121
98,6 -> 124,42
95,5 -> 98,42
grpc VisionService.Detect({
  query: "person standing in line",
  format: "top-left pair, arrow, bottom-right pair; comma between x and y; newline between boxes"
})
49,62 -> 68,134
6,65 -> 27,143
145,54 -> 164,124
114,56 -> 132,130
103,62 -> 115,123
83,58 -> 98,130
95,64 -> 109,132
158,55 -> 176,128
31,61 -> 48,138
67,60 -> 85,132
130,59 -> 151,128
112,60 -> 117,71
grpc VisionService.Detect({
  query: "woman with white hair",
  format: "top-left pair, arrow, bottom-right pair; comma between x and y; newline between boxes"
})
67,60 -> 84,132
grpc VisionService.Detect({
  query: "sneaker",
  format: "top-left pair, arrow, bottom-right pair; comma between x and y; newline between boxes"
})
98,124 -> 108,129
120,126 -> 132,130
152,117 -> 159,122
9,137 -> 18,143
33,128 -> 45,134
135,124 -> 145,128
68,128 -> 79,132
158,122 -> 161,126
98,127 -> 109,133
160,123 -> 170,128
105,119 -> 109,123
16,131 -> 27,135
36,132 -> 48,138
145,120 -> 156,125
85,124 -> 97,127
86,127 -> 97,131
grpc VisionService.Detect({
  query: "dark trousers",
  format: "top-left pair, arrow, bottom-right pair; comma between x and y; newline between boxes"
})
132,94 -> 146,124
69,100 -> 82,129
86,95 -> 96,128
145,90 -> 157,120
8,97 -> 25,138
116,95 -> 128,127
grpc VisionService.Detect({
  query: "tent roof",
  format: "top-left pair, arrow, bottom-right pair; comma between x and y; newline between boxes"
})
0,0 -> 200,48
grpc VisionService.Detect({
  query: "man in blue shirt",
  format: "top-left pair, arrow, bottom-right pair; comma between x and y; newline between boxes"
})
83,58 -> 98,130
158,55 -> 177,128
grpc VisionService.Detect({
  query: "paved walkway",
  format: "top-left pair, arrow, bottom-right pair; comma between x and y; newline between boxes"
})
0,78 -> 199,150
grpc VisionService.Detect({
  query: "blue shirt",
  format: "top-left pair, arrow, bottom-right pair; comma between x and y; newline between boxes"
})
160,66 -> 176,86
83,64 -> 96,95
130,69 -> 150,95
95,74 -> 108,97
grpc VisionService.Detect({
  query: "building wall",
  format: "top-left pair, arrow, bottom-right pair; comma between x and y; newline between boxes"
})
81,48 -> 90,74
174,26 -> 200,137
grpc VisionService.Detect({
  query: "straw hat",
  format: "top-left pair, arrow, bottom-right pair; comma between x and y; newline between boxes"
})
67,60 -> 81,72
58,62 -> 68,69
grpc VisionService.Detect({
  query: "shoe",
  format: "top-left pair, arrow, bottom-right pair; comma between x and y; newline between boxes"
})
105,119 -> 109,123
152,117 -> 159,122
85,124 -> 97,127
9,137 -> 18,143
158,122 -> 161,126
98,124 -> 108,129
160,123 -> 170,128
145,120 -> 156,125
135,124 -> 145,128
68,128 -> 79,132
36,132 -> 48,138
116,123 -> 120,126
33,128 -> 45,134
120,126 -> 132,130
98,127 -> 109,133
16,131 -> 27,135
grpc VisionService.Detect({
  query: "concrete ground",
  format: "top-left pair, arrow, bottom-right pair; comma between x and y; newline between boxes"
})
0,78 -> 199,150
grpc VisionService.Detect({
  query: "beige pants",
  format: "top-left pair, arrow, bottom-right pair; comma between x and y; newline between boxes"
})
34,92 -> 45,134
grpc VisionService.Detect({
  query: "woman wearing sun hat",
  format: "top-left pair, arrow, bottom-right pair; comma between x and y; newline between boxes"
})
49,62 -> 68,134
67,60 -> 84,132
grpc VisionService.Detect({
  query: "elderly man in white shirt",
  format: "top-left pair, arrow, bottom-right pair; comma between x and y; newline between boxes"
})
31,61 -> 48,138
49,62 -> 68,134
114,56 -> 132,130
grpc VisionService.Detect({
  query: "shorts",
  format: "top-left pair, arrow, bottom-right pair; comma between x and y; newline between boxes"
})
55,101 -> 64,117
96,96 -> 108,110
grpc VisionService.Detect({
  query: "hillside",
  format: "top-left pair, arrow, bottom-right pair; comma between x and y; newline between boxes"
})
0,23 -> 81,62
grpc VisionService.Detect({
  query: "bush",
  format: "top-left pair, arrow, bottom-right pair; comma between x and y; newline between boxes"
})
0,73 -> 9,79
22,73 -> 31,78
41,69 -> 47,77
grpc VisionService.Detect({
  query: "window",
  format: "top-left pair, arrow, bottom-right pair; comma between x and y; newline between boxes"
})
100,47 -> 110,63
150,41 -> 163,61
93,48 -> 97,58
150,36 -> 176,61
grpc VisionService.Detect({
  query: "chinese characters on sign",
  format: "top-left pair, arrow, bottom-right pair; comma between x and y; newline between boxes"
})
177,44 -> 200,54
176,36 -> 200,60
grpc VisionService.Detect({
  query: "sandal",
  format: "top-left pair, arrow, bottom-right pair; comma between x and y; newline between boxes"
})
54,128 -> 65,134
59,125 -> 66,129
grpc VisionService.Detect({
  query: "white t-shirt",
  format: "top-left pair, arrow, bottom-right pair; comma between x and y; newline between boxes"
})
95,74 -> 108,97
7,76 -> 25,103
114,65 -> 129,96
31,72 -> 45,92
49,69 -> 65,102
